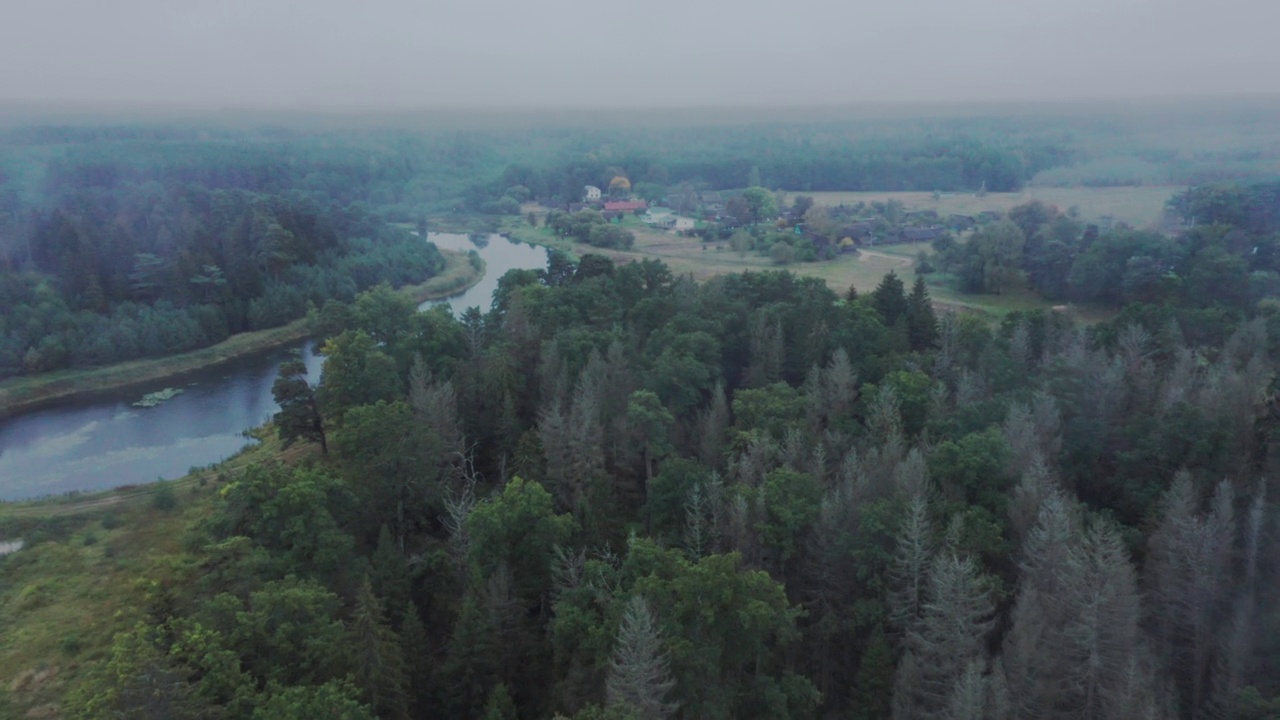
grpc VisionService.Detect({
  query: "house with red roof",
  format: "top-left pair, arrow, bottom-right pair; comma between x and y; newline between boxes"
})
602,200 -> 648,214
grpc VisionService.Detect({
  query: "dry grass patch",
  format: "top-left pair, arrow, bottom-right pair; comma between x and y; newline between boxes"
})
797,186 -> 1183,229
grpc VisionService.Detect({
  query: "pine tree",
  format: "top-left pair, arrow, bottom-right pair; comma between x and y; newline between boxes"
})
806,348 -> 858,434
889,496 -> 934,634
1148,476 -> 1237,715
1002,491 -> 1079,718
1007,453 -> 1054,547
370,525 -> 411,628
438,593 -> 501,717
905,276 -> 939,352
894,553 -> 995,720
606,595 -> 677,720
1003,493 -> 1158,720
852,625 -> 895,720
483,683 -> 519,720
872,270 -> 910,327
697,382 -> 730,468
349,577 -> 409,720
394,602 -> 433,718
272,359 -> 327,454
1063,523 -> 1148,720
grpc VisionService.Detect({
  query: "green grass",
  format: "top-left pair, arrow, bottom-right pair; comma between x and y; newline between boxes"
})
500,215 -> 1093,320
0,432 -> 316,715
0,250 -> 483,420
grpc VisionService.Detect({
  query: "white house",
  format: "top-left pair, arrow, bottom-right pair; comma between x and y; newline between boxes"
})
583,185 -> 602,201
674,217 -> 695,231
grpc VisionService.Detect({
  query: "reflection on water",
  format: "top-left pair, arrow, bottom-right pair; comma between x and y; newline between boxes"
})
0,344 -> 324,500
0,233 -> 548,500
420,233 -> 547,315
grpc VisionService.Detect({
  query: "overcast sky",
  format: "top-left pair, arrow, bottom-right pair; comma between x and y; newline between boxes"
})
2,0 -> 1277,109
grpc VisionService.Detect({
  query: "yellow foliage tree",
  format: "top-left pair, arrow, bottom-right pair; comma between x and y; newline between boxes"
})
609,176 -> 632,196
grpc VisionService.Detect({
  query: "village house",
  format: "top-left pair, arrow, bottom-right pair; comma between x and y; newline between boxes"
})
603,200 -> 648,214
647,214 -> 696,231
583,185 -> 602,201
840,223 -> 875,244
896,227 -> 945,244
949,214 -> 977,231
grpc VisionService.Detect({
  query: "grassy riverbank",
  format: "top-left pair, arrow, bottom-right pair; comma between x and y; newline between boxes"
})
0,431 -> 315,716
0,250 -> 483,420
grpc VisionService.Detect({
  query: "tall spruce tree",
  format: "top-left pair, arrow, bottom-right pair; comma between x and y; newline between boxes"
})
894,553 -> 995,720
349,577 -> 409,720
606,595 -> 678,720
872,271 -> 910,327
905,276 -> 939,352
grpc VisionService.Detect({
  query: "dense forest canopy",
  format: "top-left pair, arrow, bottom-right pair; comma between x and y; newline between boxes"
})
4,103 -> 1280,717
0,185 -> 443,376
48,195 -> 1280,717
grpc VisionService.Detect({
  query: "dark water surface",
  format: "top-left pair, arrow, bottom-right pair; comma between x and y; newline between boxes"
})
0,234 -> 547,500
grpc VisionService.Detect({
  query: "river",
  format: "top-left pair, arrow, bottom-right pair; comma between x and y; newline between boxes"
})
0,233 -> 548,501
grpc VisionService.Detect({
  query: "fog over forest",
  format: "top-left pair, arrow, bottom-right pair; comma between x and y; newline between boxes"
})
2,0 -> 1279,108
6,1 -> 1280,718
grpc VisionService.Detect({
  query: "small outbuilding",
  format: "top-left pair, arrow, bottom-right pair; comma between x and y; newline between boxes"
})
897,227 -> 945,244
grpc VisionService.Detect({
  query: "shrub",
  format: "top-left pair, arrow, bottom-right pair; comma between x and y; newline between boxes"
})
151,482 -> 177,511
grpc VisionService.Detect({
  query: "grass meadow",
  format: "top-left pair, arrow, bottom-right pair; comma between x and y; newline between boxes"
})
507,200 -> 1124,321
0,430 -> 320,716
797,185 -> 1184,229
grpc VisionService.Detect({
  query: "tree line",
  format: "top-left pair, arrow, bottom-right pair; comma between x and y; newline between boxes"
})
931,182 -> 1280,342
0,185 -> 444,377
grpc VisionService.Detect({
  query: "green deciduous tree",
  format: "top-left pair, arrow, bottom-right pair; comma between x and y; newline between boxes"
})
252,681 -> 375,720
742,186 -> 778,225
205,464 -> 356,580
316,330 -> 402,423
630,543 -> 819,720
468,477 -> 576,602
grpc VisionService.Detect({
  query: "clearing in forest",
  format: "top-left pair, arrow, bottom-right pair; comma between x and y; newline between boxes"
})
797,185 -> 1183,230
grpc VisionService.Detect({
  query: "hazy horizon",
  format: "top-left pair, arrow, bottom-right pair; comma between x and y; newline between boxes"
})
3,0 -> 1279,109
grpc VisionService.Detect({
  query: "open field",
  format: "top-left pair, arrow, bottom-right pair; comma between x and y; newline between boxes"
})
0,250 -> 482,421
504,219 -> 1097,319
798,185 -> 1185,229
504,186 -> 1173,320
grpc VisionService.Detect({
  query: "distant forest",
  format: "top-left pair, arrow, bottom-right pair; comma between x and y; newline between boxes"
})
4,102 -> 1280,379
